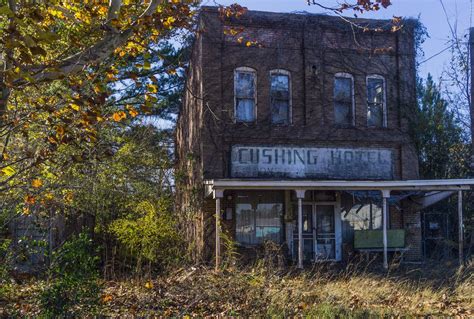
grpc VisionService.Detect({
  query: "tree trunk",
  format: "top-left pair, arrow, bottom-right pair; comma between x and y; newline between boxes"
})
470,27 -> 474,172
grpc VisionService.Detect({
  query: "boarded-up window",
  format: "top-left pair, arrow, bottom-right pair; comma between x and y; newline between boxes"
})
334,74 -> 354,126
235,191 -> 284,245
270,71 -> 290,124
235,68 -> 256,122
367,76 -> 386,127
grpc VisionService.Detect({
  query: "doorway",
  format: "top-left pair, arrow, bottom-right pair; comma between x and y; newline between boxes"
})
291,202 -> 342,262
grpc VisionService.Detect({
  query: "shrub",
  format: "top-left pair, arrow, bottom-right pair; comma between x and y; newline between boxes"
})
110,199 -> 182,276
39,233 -> 101,317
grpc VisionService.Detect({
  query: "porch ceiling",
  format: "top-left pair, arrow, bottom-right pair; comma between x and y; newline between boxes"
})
204,179 -> 474,197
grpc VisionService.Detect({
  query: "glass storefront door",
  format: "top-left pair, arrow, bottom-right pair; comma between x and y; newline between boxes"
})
292,204 -> 315,262
292,203 -> 338,262
315,205 -> 336,260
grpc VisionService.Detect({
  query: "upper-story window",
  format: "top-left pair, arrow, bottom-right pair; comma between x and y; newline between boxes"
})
270,70 -> 291,125
367,75 -> 387,128
234,67 -> 257,122
334,73 -> 355,126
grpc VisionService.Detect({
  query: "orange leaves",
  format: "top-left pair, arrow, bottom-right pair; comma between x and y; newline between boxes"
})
112,111 -> 127,122
126,105 -> 139,118
219,4 -> 248,19
113,106 -> 140,121
32,179 -> 43,188
24,194 -> 36,205
102,294 -> 113,303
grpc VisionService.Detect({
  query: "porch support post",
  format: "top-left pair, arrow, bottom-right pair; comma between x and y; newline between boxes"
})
381,189 -> 391,270
295,189 -> 306,269
214,189 -> 224,271
458,190 -> 464,266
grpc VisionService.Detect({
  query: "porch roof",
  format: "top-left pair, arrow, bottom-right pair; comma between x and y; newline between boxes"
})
204,179 -> 474,197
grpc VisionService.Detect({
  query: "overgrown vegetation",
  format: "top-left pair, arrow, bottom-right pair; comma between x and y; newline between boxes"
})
2,261 -> 472,317
39,233 -> 101,317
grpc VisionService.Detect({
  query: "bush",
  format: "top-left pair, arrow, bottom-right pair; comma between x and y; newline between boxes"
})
110,199 -> 182,276
39,233 -> 101,317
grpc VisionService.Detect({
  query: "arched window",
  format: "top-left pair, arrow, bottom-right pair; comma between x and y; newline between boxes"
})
334,73 -> 355,126
270,69 -> 291,125
234,67 -> 257,122
366,75 -> 387,128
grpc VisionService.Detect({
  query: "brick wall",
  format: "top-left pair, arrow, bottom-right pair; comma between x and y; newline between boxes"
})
193,7 -> 419,180
176,7 -> 421,262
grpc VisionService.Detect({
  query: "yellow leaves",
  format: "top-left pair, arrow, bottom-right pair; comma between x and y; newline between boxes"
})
70,103 -> 80,111
145,281 -> 154,289
126,105 -> 139,118
32,179 -> 43,188
45,193 -> 54,201
96,5 -> 108,16
163,16 -> 176,29
147,84 -> 158,93
143,61 -> 151,70
22,206 -> 31,215
63,191 -> 74,204
48,7 -> 65,19
1,166 -> 16,177
112,111 -> 127,122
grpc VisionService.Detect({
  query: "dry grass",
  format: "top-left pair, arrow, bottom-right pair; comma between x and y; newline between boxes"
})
2,259 -> 473,317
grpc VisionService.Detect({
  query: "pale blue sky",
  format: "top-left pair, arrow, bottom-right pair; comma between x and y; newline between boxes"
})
204,0 -> 473,80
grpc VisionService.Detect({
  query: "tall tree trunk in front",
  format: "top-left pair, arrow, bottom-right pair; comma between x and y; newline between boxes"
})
470,28 -> 474,173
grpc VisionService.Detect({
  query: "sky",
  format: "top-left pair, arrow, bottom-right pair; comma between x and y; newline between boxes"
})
203,0 -> 473,80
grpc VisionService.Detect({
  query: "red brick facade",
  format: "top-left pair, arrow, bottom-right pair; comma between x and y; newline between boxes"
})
176,7 -> 423,263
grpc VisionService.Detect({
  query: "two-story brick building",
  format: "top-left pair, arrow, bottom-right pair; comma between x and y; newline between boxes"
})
176,7 -> 472,269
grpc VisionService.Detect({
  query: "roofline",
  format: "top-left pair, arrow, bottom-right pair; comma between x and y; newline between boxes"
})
199,5 -> 419,26
204,179 -> 473,193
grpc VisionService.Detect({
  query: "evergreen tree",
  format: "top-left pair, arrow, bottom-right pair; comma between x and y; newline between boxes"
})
413,74 -> 470,179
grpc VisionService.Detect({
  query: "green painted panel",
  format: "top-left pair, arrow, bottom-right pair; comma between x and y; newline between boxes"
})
354,229 -> 405,249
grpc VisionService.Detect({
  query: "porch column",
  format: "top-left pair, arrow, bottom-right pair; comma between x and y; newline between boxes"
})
381,190 -> 391,270
214,189 -> 224,271
295,189 -> 306,269
458,190 -> 464,266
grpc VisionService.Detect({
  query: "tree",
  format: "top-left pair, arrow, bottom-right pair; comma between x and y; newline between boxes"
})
413,74 -> 469,179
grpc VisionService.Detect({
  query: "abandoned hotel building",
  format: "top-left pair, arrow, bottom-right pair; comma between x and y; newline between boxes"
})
176,7 -> 474,269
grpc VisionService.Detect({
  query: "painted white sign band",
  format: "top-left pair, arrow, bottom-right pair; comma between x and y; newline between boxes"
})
231,145 -> 393,180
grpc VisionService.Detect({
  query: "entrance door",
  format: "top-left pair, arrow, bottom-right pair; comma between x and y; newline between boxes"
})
292,204 -> 315,262
291,202 -> 341,262
315,205 -> 336,260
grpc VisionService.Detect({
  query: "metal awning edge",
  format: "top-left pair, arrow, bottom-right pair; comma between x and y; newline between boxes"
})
204,179 -> 473,194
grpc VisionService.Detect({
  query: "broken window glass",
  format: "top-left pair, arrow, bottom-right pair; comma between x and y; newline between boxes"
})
367,77 -> 385,127
235,70 -> 256,122
334,76 -> 353,126
271,73 -> 290,125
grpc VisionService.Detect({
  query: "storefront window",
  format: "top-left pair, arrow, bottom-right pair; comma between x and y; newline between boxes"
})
342,192 -> 383,230
235,191 -> 284,245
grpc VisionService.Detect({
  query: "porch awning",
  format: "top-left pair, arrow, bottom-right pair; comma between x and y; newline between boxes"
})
204,179 -> 474,197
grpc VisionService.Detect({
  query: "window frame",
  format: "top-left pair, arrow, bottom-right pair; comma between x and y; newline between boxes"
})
366,74 -> 387,128
234,67 -> 257,123
333,72 -> 355,127
269,69 -> 292,125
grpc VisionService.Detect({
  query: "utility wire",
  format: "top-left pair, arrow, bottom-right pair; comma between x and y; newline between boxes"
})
418,43 -> 455,65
